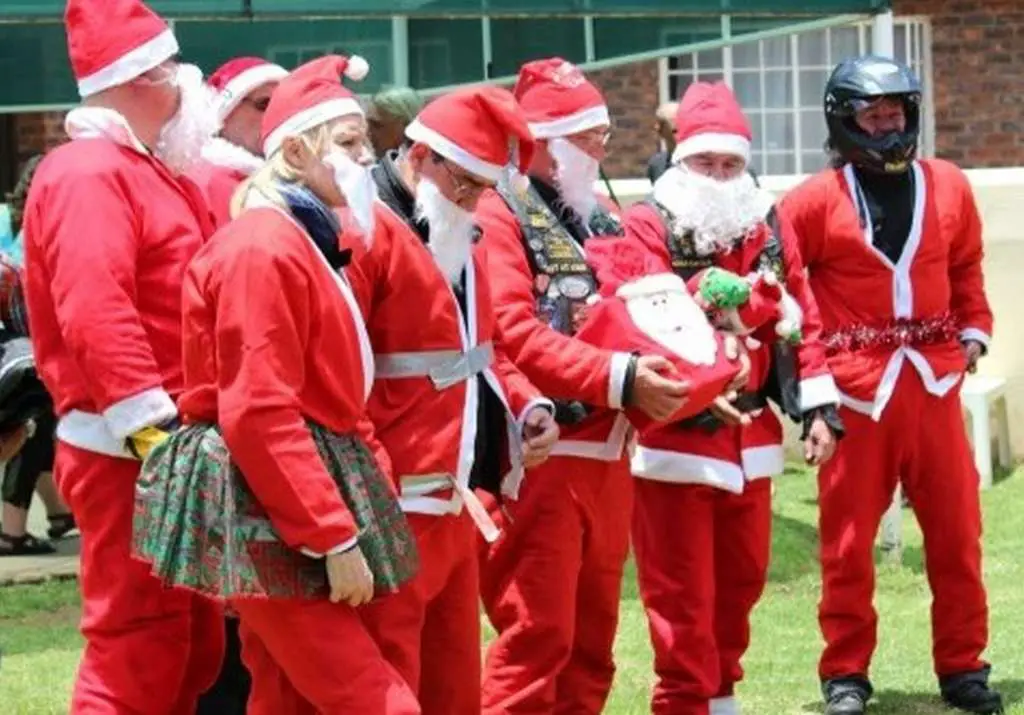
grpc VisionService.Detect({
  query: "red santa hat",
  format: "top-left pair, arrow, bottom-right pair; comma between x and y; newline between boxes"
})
208,57 -> 289,123
404,86 -> 534,182
65,0 -> 179,98
260,54 -> 370,158
512,58 -> 610,140
672,81 -> 753,165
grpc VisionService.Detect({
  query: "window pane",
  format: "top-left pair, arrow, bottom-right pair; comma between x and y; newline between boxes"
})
696,49 -> 724,70
798,69 -> 829,108
830,26 -> 860,63
669,76 -> 693,103
668,54 -> 694,72
746,111 -> 765,152
732,72 -> 762,109
800,109 -> 828,153
764,113 -> 795,152
489,19 -> 585,78
801,151 -> 829,173
732,41 -> 760,70
409,20 -> 483,88
797,30 -> 827,66
894,23 -> 910,65
763,70 -> 793,109
763,37 -> 791,68
696,71 -> 724,84
766,153 -> 796,175
749,151 -> 765,176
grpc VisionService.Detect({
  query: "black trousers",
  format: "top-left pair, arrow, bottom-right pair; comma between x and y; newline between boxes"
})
196,616 -> 251,715
1,411 -> 56,510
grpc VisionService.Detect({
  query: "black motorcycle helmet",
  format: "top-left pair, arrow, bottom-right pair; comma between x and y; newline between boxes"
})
824,55 -> 922,173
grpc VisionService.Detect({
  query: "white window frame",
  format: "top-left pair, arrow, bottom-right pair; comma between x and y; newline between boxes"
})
658,15 -> 934,177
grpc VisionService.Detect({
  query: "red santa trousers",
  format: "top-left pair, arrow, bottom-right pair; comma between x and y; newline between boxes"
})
361,511 -> 481,715
479,454 -> 633,714
231,598 -> 420,714
53,442 -> 225,714
818,364 -> 989,680
632,477 -> 772,715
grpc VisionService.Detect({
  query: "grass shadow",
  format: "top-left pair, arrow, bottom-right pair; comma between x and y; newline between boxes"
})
768,511 -> 820,584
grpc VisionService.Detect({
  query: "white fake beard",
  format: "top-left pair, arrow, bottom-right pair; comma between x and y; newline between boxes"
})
550,137 -> 600,220
625,284 -> 718,366
415,177 -> 475,284
156,64 -> 221,176
652,166 -> 774,256
325,150 -> 378,246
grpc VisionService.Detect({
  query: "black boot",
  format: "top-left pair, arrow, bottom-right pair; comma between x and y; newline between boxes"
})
940,666 -> 1004,714
823,676 -> 873,715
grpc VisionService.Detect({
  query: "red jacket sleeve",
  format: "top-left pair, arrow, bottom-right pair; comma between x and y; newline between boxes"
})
210,237 -> 358,555
775,207 -> 840,411
474,194 -> 631,408
28,162 -> 176,439
947,168 -> 994,348
777,177 -> 829,270
623,202 -> 674,271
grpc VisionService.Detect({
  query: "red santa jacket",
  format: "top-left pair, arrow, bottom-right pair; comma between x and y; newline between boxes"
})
344,201 -> 547,524
178,202 -> 374,555
190,137 -> 265,227
622,200 -> 837,489
780,160 -> 993,420
474,189 -> 634,462
23,108 -> 214,459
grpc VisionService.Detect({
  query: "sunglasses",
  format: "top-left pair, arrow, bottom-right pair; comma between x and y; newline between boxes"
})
244,96 -> 272,113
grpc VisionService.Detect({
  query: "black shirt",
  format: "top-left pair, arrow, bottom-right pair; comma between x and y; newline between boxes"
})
854,166 -> 915,265
370,152 -> 507,495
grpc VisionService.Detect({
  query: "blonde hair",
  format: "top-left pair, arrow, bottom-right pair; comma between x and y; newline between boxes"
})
230,122 -> 336,219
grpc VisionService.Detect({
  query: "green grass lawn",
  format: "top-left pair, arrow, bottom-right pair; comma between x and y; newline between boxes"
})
3,466 -> 1024,714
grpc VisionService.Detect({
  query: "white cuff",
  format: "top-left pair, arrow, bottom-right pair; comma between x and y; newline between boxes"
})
799,374 -> 841,412
960,328 -> 991,351
300,534 -> 359,559
102,387 -> 178,440
607,352 -> 632,410
517,397 -> 556,437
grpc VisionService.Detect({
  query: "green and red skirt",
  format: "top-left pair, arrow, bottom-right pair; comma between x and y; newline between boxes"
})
132,422 -> 419,601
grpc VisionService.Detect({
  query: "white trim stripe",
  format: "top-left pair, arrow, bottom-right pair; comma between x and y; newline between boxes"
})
607,352 -> 631,410
77,28 -> 179,98
405,119 -> 504,182
960,327 -> 991,350
528,104 -> 610,139
799,373 -> 841,412
103,386 -> 179,440
263,97 -> 364,158
740,444 -> 785,479
218,63 -> 288,120
630,446 -> 746,492
672,132 -> 752,164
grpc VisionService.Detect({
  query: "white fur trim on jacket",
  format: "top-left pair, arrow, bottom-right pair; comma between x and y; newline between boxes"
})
263,97 -> 364,158
77,29 -> 179,98
103,387 -> 179,440
608,352 -> 632,410
201,137 -> 264,175
672,132 -> 752,164
528,104 -> 610,139
799,374 -> 841,412
405,119 -> 504,182
960,327 -> 991,351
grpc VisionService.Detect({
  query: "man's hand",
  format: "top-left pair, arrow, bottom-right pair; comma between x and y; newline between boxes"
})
803,415 -> 837,466
722,335 -> 752,397
709,395 -> 753,427
962,340 -> 985,374
0,423 -> 30,462
522,407 -> 559,469
326,545 -> 375,607
631,355 -> 690,421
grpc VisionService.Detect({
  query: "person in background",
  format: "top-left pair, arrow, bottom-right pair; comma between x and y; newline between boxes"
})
366,86 -> 424,157
21,0 -> 224,710
193,56 -> 288,226
780,55 -> 1001,715
646,101 -> 679,183
1,155 -> 75,557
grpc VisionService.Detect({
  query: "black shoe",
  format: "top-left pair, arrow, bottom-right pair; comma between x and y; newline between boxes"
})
0,532 -> 56,556
940,667 -> 1004,714
823,676 -> 873,715
47,513 -> 78,540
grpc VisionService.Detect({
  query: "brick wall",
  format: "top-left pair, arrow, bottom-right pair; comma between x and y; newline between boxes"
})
895,0 -> 1024,167
591,61 -> 662,179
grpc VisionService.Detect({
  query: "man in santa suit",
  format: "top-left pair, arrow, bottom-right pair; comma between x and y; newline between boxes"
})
622,81 -> 843,715
191,56 -> 288,226
780,56 -> 1002,715
474,57 -> 692,715
345,86 -> 561,715
20,0 -> 223,712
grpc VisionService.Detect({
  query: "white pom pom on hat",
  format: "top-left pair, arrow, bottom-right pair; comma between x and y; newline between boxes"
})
344,55 -> 369,82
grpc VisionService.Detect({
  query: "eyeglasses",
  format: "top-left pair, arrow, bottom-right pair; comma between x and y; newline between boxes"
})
244,96 -> 272,113
570,127 -> 612,150
434,154 -> 492,199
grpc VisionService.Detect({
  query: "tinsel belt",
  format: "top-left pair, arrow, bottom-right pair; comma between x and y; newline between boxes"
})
823,313 -> 960,357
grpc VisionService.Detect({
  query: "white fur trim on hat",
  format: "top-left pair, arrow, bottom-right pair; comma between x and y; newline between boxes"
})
616,273 -> 688,301
77,28 -> 179,98
405,118 -> 504,182
672,132 -> 751,164
528,104 -> 610,139
345,55 -> 370,82
263,97 -> 364,157
219,63 -> 288,120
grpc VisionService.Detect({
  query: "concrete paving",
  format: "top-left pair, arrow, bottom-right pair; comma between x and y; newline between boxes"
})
0,493 -> 80,586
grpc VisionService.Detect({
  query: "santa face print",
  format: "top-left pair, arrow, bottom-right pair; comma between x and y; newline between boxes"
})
625,285 -> 718,366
